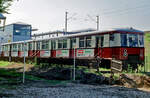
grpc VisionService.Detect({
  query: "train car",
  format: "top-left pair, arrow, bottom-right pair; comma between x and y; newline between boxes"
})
0,28 -> 145,70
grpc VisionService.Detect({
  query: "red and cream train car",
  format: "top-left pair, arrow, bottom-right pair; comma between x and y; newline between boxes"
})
1,28 -> 144,69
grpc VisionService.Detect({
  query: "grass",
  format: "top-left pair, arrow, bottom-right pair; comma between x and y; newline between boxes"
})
0,61 -> 12,67
25,74 -> 69,85
0,67 -> 69,89
0,69 -> 22,89
144,33 -> 150,72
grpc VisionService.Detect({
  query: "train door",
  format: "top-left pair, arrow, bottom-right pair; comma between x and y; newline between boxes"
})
28,42 -> 33,57
70,38 -> 76,58
11,44 -> 18,57
96,36 -> 104,48
110,33 -> 115,58
96,35 -> 104,57
51,40 -> 56,57
32,41 -> 36,56
18,43 -> 22,57
36,41 -> 41,57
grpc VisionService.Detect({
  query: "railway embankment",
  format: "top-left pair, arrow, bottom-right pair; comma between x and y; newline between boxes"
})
28,67 -> 110,85
0,62 -> 150,97
28,66 -> 150,89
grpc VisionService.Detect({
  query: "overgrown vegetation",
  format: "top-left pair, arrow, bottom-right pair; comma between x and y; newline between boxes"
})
49,64 -> 103,75
0,61 -> 12,67
0,64 -> 69,89
144,33 -> 150,72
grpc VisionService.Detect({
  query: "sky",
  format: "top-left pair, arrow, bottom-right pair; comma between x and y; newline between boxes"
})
4,0 -> 150,33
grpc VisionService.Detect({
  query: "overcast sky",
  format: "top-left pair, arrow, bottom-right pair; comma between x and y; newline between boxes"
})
4,0 -> 150,33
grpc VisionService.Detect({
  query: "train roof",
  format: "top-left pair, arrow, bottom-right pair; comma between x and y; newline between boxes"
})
2,28 -> 144,45
114,28 -> 144,33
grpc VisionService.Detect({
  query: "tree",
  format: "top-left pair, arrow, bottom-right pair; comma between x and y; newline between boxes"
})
0,0 -> 13,13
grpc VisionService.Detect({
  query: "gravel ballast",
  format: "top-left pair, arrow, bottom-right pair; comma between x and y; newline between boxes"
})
1,82 -> 150,98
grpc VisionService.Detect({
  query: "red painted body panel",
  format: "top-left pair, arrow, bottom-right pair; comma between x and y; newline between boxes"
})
95,47 -> 144,61
18,51 -> 22,57
1,51 -> 4,57
69,49 -> 77,58
119,48 -> 144,60
96,48 -> 112,58
28,50 -> 34,57
51,50 -> 56,58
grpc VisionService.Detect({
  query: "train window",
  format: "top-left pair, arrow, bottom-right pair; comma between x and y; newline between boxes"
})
104,34 -> 109,47
6,46 -> 9,51
110,34 -> 114,41
32,42 -> 35,50
2,46 -> 4,51
12,44 -> 17,52
21,43 -> 27,51
128,34 -> 138,47
58,39 -> 67,49
79,37 -> 85,48
58,40 -> 63,49
139,34 -> 144,47
36,41 -> 41,50
18,44 -> 22,51
100,36 -> 104,47
24,43 -> 28,51
63,39 -> 67,48
121,34 -> 127,46
51,40 -> 56,50
42,40 -> 49,50
109,34 -> 115,47
96,36 -> 104,48
3,45 -> 7,51
86,36 -> 91,47
29,42 -> 32,50
96,36 -> 100,48
3,45 -> 6,51
71,38 -> 76,48
3,46 -> 5,51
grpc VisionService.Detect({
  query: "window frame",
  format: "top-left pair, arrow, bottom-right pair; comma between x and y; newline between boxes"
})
58,39 -> 63,49
139,34 -> 144,47
70,38 -> 76,49
79,37 -> 85,48
121,33 -> 127,47
110,34 -> 115,41
12,44 -> 18,52
96,35 -> 104,48
28,42 -> 32,50
42,40 -> 49,50
86,36 -> 92,48
58,39 -> 68,49
51,40 -> 56,50
63,39 -> 67,49
128,34 -> 138,47
18,44 -> 22,51
36,41 -> 41,50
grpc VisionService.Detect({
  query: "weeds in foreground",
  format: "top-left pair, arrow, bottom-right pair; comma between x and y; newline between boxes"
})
0,61 -> 12,67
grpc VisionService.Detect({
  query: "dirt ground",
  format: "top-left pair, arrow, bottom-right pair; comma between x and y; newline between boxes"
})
0,62 -> 34,72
